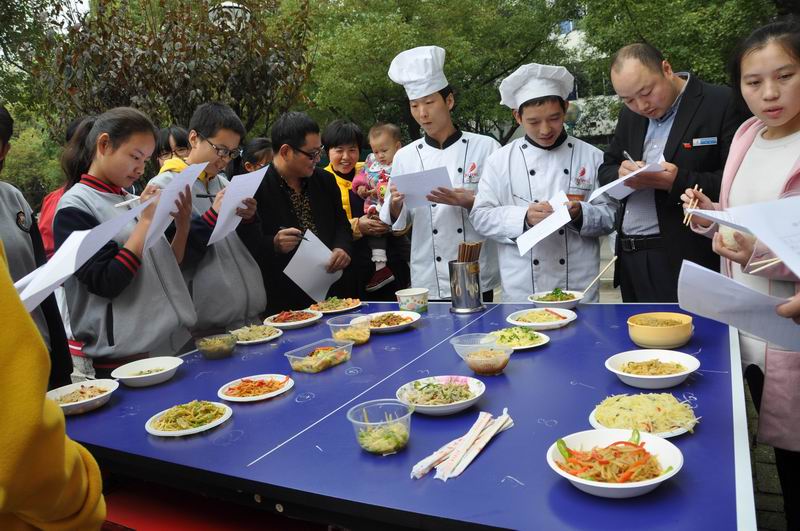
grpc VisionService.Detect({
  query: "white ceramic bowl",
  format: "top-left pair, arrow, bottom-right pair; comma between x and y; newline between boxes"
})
47,379 -> 119,415
528,290 -> 584,309
546,429 -> 683,498
605,349 -> 700,390
111,356 -> 183,387
396,375 -> 485,416
506,308 -> 577,330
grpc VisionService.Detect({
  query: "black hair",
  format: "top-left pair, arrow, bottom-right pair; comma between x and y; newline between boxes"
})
0,105 -> 13,173
66,116 -> 89,144
189,102 -> 246,140
61,107 -> 158,188
321,120 -> 365,151
728,16 -> 800,101
153,125 -> 189,165
438,85 -> 454,101
518,95 -> 568,114
368,122 -> 402,142
611,43 -> 665,74
229,137 -> 273,175
270,111 -> 320,153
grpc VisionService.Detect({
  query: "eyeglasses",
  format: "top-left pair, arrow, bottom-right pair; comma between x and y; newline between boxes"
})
200,135 -> 243,160
158,147 -> 191,160
292,145 -> 325,161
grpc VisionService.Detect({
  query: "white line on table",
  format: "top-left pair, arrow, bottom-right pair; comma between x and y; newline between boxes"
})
245,305 -> 501,467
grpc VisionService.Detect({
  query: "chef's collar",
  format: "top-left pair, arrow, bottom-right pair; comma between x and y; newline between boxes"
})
524,130 -> 568,151
424,129 -> 463,150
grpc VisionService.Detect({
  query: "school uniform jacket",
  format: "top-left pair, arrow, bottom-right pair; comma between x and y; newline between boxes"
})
379,130 -> 501,299
471,135 -> 616,302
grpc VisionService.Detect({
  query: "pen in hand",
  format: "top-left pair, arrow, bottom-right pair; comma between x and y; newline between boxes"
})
279,226 -> 309,241
622,150 -> 643,169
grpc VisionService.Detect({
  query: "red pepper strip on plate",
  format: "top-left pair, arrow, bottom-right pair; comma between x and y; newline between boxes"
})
618,456 -> 651,482
544,309 -> 567,320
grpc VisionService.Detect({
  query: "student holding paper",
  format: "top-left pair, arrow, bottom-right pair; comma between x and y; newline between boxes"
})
681,19 -> 800,528
0,105 -> 71,389
380,46 -> 500,300
150,102 -> 266,334
54,107 -> 197,380
598,43 -> 747,302
471,64 -> 616,302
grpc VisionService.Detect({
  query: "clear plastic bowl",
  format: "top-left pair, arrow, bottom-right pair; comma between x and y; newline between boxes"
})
449,333 -> 497,356
346,399 -> 413,455
327,314 -> 371,345
195,333 -> 237,360
284,338 -> 354,373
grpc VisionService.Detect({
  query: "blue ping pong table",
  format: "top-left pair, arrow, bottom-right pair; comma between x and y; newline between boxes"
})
65,302 -> 756,530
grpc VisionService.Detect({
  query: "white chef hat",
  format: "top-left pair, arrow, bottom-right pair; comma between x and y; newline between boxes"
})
388,46 -> 449,100
499,63 -> 574,110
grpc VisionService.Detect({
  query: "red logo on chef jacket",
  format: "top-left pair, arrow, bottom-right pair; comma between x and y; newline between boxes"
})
574,166 -> 591,187
465,162 -> 480,183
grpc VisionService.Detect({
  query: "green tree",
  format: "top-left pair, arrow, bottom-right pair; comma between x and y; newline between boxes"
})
306,0 -> 576,143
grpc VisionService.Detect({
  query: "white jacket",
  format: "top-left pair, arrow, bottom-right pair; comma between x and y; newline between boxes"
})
470,135 -> 616,301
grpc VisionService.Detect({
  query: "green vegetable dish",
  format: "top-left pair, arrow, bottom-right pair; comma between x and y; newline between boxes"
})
491,326 -> 543,348
357,421 -> 410,454
404,380 -> 473,405
536,288 -> 576,302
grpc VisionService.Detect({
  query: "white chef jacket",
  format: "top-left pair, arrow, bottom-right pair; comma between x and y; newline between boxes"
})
380,130 -> 501,299
470,135 -> 617,302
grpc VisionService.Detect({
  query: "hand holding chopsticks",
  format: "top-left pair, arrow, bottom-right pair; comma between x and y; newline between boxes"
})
682,184 -> 704,226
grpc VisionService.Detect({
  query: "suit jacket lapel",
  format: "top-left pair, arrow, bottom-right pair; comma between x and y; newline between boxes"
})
664,75 -> 703,160
630,115 -> 648,160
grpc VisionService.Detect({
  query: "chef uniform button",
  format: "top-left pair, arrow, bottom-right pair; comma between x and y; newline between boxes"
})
462,139 -> 467,143
529,169 -> 536,176
522,144 -> 528,149
568,142 -> 573,148
563,169 -> 569,174
558,229 -> 565,235
436,256 -> 442,262
559,258 -> 565,265
457,228 -> 463,234
417,144 -> 423,149
433,229 -> 438,235
533,259 -> 540,266
534,199 -> 539,203
431,203 -> 437,207
457,168 -> 463,173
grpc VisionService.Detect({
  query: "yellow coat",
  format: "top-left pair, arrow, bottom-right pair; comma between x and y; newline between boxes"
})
0,241 -> 105,530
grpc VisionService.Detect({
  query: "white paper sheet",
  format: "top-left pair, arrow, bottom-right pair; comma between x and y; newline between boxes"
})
391,167 -> 453,210
207,166 -> 268,245
144,162 -> 206,250
729,195 -> 800,277
282,230 -> 343,302
18,198 -> 155,312
14,268 -> 38,294
678,261 -> 800,351
685,208 -> 751,234
516,191 -> 571,256
588,162 -> 663,202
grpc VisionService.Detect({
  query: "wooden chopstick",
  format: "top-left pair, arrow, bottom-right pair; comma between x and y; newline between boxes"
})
683,185 -> 702,226
749,258 -> 782,274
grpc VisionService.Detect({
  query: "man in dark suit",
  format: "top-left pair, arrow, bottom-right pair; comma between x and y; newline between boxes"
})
254,111 -> 353,314
598,43 -> 748,302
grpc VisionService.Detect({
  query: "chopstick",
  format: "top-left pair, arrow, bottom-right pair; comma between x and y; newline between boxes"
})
582,255 -> 618,295
682,185 -> 703,226
114,195 -> 140,208
749,257 -> 782,274
457,242 -> 483,263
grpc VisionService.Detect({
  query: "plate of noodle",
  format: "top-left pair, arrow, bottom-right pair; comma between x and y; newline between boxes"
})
506,308 -> 577,330
605,349 -> 700,389
47,379 -> 119,415
546,429 -> 683,498
145,400 -> 232,437
589,393 -> 700,438
217,374 -> 294,402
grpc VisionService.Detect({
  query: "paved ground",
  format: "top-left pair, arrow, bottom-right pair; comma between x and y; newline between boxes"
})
596,237 -> 786,530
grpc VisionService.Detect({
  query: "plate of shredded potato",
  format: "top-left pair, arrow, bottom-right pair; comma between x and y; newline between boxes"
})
589,393 -> 700,438
229,324 -> 283,345
506,308 -> 577,330
605,349 -> 700,389
47,379 -> 119,415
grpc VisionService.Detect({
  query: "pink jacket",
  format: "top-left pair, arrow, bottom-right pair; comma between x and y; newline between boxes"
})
693,116 -> 800,450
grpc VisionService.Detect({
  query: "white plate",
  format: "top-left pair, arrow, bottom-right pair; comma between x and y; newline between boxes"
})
145,401 -> 233,437
546,428 -> 683,498
528,290 -> 584,309
309,301 -> 363,314
588,408 -> 691,439
233,327 -> 284,345
396,375 -> 485,416
490,328 -> 550,351
111,357 -> 183,387
506,308 -> 577,330
605,349 -> 700,389
368,311 -> 421,333
47,379 -> 119,415
217,374 -> 294,402
264,310 -> 323,330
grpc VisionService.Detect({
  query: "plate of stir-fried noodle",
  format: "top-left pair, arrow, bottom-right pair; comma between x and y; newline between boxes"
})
145,400 -> 232,437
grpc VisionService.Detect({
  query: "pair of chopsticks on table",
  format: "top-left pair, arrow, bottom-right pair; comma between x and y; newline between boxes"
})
457,242 -> 482,263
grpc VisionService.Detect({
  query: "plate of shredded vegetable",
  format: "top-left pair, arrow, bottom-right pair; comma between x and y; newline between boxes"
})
230,324 -> 283,345
506,308 -> 577,330
528,288 -> 583,309
396,375 -> 485,416
605,349 -> 700,389
217,374 -> 294,402
589,393 -> 700,438
264,310 -> 323,330
546,428 -> 683,498
309,297 -> 362,314
47,379 -> 119,415
146,400 -> 232,437
490,327 -> 550,350
368,311 -> 420,333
